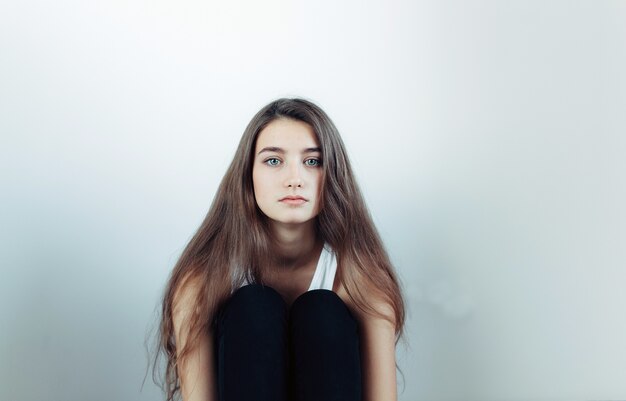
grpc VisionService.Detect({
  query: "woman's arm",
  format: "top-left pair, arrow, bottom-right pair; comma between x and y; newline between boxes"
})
337,284 -> 398,401
172,279 -> 218,401
359,301 -> 398,401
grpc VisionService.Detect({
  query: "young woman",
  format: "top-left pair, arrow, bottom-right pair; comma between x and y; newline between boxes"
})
153,98 -> 406,401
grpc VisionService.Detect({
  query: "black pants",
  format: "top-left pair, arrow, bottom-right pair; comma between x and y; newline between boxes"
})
213,284 -> 362,401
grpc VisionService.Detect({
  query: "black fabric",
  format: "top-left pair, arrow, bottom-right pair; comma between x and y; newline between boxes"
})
214,284 -> 362,401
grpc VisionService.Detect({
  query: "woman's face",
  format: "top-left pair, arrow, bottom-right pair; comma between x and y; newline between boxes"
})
252,118 -> 323,226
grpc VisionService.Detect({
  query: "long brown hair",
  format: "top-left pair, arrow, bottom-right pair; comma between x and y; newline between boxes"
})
149,98 -> 406,401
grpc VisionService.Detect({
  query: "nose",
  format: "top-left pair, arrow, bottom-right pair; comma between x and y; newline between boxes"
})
285,162 -> 303,188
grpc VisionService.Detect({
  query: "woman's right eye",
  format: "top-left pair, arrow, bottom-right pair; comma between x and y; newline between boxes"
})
264,158 -> 281,166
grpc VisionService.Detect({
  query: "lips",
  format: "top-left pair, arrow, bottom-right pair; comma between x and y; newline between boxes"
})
280,197 -> 307,206
279,195 -> 308,201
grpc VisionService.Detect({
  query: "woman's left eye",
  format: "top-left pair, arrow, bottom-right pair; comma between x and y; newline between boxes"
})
305,159 -> 321,167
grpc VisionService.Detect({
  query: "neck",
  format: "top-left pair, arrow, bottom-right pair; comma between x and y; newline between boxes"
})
269,220 -> 322,270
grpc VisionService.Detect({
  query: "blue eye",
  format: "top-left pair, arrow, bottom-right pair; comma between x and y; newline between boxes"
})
305,158 -> 321,167
265,158 -> 281,166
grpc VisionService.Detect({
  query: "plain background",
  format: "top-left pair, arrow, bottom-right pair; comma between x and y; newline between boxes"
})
1,1 -> 625,400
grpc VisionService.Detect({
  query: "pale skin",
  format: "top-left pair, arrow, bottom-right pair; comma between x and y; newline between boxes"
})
172,118 -> 397,401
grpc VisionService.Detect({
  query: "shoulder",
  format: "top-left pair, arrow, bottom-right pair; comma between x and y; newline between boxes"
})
172,272 -> 204,308
334,270 -> 396,330
171,273 -> 204,335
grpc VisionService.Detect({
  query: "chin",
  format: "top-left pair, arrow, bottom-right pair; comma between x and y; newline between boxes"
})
269,214 -> 317,226
276,218 -> 313,225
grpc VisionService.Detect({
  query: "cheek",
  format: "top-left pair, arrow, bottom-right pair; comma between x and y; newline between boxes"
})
312,173 -> 323,204
252,169 -> 261,197
314,172 -> 323,193
252,169 -> 269,198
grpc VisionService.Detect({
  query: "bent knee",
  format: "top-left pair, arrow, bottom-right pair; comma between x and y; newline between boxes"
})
219,284 -> 287,329
290,290 -> 358,341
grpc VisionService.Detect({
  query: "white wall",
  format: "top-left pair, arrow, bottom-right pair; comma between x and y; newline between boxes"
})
1,1 -> 624,400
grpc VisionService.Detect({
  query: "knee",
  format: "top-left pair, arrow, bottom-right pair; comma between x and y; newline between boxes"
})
290,290 -> 359,344
219,284 -> 287,332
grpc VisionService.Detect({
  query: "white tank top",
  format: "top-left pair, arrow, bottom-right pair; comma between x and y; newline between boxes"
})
307,243 -> 337,291
237,243 -> 337,291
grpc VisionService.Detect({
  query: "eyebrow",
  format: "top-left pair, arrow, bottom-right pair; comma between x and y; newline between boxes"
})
257,146 -> 321,155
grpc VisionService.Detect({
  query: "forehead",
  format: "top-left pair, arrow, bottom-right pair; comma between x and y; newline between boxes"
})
255,119 -> 319,150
